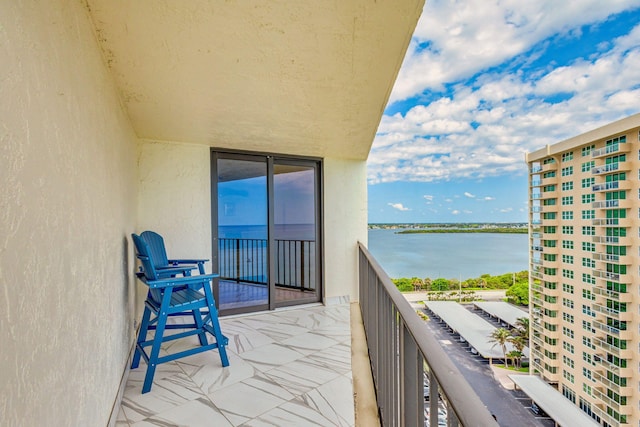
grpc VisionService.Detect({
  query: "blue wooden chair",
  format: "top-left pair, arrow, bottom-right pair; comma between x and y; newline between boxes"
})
131,233 -> 229,393
140,230 -> 208,275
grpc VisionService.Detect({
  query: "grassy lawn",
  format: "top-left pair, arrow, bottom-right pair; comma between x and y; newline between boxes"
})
494,364 -> 529,373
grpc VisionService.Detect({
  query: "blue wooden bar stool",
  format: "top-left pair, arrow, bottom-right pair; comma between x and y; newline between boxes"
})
131,233 -> 229,393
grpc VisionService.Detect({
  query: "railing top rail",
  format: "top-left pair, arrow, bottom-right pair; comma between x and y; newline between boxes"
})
358,242 -> 498,427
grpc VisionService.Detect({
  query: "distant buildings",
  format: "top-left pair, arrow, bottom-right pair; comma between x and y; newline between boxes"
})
526,113 -> 640,427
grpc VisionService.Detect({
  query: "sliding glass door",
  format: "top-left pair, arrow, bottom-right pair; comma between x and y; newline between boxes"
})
212,152 -> 321,315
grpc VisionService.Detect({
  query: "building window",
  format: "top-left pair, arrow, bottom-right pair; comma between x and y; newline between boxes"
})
581,209 -> 595,219
563,355 -> 575,368
562,283 -> 574,293
561,166 -> 573,176
582,273 -> 596,285
581,194 -> 595,204
582,242 -> 595,252
562,226 -> 574,234
582,145 -> 595,156
582,257 -> 595,268
563,297 -> 574,308
562,240 -> 574,249
581,161 -> 595,172
563,313 -> 575,323
563,370 -> 575,383
562,181 -> 574,191
562,152 -> 574,162
563,386 -> 576,403
582,177 -> 595,188
582,226 -> 595,236
562,268 -> 574,278
562,196 -> 574,205
562,211 -> 574,220
562,254 -> 574,264
562,326 -> 574,339
563,342 -> 575,353
582,289 -> 595,301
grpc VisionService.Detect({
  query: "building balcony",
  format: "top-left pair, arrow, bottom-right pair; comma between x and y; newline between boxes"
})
541,162 -> 557,172
592,302 -> 633,322
592,405 -> 626,427
592,199 -> 632,209
592,320 -> 633,340
592,336 -> 632,359
593,269 -> 630,283
540,190 -> 558,199
530,179 -> 542,187
591,161 -> 632,175
593,252 -> 630,264
530,206 -> 542,214
592,143 -> 631,158
592,180 -> 631,192
592,218 -> 620,226
592,387 -> 632,416
593,354 -> 632,378
531,245 -> 544,252
592,286 -> 633,303
591,235 -> 630,245
114,246 -> 500,427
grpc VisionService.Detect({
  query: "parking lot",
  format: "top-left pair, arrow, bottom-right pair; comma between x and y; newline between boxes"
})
416,302 -> 555,427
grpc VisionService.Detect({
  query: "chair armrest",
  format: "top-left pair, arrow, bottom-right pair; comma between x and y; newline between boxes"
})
155,266 -> 197,277
168,259 -> 209,265
136,273 -> 220,289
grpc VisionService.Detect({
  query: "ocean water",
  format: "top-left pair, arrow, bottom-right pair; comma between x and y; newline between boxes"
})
367,228 -> 529,280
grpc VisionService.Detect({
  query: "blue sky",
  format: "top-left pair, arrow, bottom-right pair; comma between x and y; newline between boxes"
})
368,0 -> 640,224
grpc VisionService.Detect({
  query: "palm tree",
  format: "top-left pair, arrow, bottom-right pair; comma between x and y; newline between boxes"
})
507,335 -> 526,368
513,317 -> 530,340
489,327 -> 511,367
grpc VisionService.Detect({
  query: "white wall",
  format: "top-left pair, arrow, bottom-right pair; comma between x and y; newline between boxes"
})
0,2 -> 138,426
136,141 -> 213,266
323,158 -> 368,302
135,146 -> 368,303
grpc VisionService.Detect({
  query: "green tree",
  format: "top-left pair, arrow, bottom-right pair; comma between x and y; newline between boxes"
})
512,317 -> 530,340
506,281 -> 529,305
507,335 -> 526,368
489,327 -> 511,367
391,278 -> 413,292
431,278 -> 450,291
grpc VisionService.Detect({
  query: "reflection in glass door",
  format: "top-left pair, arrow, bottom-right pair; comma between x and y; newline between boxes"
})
212,152 -> 321,315
273,162 -> 319,306
214,156 -> 269,312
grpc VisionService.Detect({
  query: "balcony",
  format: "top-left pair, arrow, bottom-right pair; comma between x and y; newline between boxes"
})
592,302 -> 633,322
592,143 -> 631,158
592,387 -> 632,415
592,252 -> 629,264
541,162 -> 557,172
593,355 -> 632,378
592,320 -> 633,340
113,246 -> 500,427
592,180 -> 631,192
592,199 -> 632,209
592,336 -> 632,359
591,161 -> 631,175
592,286 -> 633,303
593,269 -> 629,283
592,218 -> 620,226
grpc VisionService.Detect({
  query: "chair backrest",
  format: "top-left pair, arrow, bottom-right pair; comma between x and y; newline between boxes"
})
132,233 -> 160,280
140,231 -> 170,268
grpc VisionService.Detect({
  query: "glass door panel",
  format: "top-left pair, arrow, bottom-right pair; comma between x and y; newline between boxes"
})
216,156 -> 269,313
273,162 -> 320,306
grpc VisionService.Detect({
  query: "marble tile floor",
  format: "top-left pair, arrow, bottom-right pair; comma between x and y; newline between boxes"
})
116,303 -> 354,427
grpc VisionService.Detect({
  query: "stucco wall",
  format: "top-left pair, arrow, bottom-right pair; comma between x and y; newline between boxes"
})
323,158 -> 368,302
0,2 -> 138,426
136,146 -> 368,303
136,141 -> 213,267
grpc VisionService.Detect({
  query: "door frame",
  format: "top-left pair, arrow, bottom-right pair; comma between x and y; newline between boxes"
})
211,149 -> 323,316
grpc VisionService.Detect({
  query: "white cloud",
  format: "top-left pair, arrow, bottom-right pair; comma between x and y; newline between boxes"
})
464,192 -> 476,198
368,5 -> 640,185
500,208 -> 514,213
388,203 -> 411,211
423,195 -> 434,203
452,210 -> 460,215
484,196 -> 495,201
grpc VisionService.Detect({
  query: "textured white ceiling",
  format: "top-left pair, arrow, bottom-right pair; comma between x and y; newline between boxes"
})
86,0 -> 424,160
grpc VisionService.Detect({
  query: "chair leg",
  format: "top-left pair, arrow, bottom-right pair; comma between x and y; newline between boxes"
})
142,290 -> 172,393
192,308 -> 208,346
131,305 -> 152,369
203,285 -> 229,367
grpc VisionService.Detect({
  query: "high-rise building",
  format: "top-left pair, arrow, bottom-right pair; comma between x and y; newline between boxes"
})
526,113 -> 640,427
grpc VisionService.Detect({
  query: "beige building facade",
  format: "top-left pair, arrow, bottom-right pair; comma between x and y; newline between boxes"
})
527,113 -> 640,427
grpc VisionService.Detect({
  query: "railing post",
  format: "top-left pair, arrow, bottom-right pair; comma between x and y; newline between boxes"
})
235,239 -> 240,283
300,242 -> 305,291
